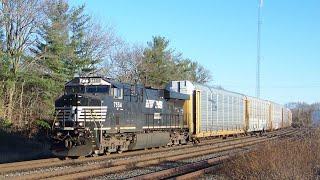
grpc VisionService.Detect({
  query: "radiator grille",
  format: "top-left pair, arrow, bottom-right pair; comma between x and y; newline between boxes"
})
55,107 -> 73,122
77,106 -> 108,122
55,106 -> 108,122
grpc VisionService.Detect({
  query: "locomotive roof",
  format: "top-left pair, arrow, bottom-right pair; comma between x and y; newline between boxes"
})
66,77 -> 190,100
66,77 -> 158,90
66,77 -> 111,86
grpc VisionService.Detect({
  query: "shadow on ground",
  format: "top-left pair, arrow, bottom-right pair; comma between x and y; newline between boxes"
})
0,130 -> 53,164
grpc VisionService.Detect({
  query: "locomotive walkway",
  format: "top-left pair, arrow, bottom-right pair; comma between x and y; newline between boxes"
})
0,128 -> 302,180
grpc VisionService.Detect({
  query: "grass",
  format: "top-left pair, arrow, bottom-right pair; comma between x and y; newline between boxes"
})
219,128 -> 320,180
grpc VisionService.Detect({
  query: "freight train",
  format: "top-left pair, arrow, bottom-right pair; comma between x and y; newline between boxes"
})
51,77 -> 292,157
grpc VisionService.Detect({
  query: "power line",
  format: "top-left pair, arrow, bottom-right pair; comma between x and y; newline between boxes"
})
221,84 -> 320,89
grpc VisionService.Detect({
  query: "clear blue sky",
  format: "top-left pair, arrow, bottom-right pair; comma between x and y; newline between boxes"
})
70,0 -> 320,104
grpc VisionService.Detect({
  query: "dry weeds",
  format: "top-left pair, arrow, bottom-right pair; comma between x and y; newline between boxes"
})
220,128 -> 320,180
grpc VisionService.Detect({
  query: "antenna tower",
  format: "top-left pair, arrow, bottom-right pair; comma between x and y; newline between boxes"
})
256,0 -> 263,98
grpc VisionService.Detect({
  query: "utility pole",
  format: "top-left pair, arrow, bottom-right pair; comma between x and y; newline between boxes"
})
256,0 -> 263,98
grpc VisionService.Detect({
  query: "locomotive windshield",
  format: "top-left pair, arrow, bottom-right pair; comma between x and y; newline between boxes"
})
65,86 -> 85,94
65,85 -> 110,94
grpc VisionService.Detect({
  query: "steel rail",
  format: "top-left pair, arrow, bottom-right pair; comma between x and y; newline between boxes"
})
131,130 -> 301,180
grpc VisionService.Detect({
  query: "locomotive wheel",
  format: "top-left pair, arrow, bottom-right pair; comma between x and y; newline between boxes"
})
65,140 -> 73,149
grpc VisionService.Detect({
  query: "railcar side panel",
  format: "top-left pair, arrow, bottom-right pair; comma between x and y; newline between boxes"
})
271,103 -> 283,130
282,108 -> 292,128
169,81 -> 246,138
246,96 -> 270,132
197,87 -> 245,137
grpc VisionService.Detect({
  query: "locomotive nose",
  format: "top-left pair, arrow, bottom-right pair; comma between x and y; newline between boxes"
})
52,93 -> 107,157
54,92 -> 108,126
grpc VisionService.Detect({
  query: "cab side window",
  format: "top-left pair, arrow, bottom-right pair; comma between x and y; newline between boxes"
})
139,88 -> 144,102
87,85 -> 110,94
113,88 -> 123,99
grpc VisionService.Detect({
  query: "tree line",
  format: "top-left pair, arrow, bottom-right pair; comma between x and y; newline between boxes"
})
0,0 -> 211,132
286,102 -> 320,127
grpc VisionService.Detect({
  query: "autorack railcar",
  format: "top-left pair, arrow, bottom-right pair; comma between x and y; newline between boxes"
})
166,81 -> 246,137
168,81 -> 292,137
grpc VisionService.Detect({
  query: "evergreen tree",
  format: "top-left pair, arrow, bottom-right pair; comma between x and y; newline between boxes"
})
69,5 -> 96,76
175,60 -> 212,84
141,36 -> 176,87
35,0 -> 72,82
139,36 -> 212,87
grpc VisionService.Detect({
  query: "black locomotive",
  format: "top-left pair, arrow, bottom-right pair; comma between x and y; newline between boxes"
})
52,77 -> 190,157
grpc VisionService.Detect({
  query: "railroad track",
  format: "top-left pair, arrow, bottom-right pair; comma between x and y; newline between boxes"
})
0,130 -> 260,174
0,129 -> 294,179
0,128 -> 298,180
0,128 -> 292,175
97,129 -> 300,180
0,132 -> 262,175
131,128 -> 307,180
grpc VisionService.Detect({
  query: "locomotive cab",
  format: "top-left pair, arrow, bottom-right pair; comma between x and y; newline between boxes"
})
54,77 -> 112,128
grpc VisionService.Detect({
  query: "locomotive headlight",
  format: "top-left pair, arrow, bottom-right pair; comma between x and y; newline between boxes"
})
78,122 -> 84,127
54,122 -> 60,127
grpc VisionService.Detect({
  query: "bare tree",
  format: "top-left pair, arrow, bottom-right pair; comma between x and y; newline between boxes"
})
288,102 -> 315,127
1,0 -> 44,71
108,43 -> 144,83
0,0 -> 45,123
80,23 -> 122,76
